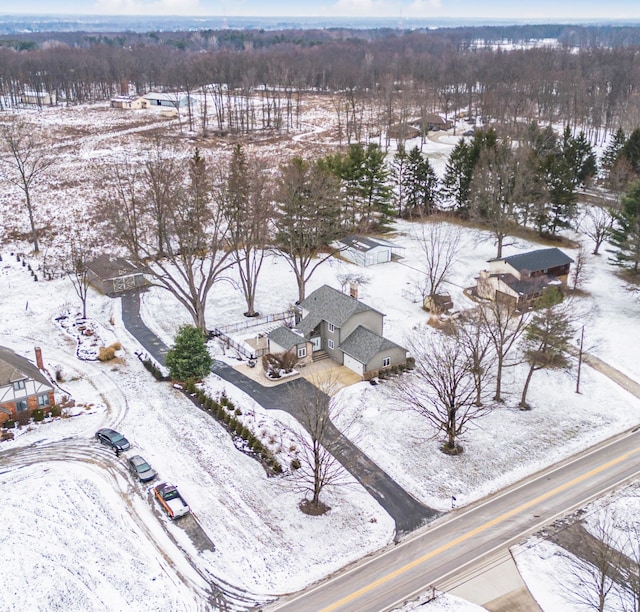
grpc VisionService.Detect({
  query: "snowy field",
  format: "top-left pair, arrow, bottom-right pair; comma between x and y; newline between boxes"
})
1,101 -> 640,610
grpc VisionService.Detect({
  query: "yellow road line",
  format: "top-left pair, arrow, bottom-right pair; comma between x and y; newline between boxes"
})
321,446 -> 640,612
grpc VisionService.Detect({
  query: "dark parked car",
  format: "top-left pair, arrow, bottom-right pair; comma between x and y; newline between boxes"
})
128,455 -> 156,482
95,427 -> 130,451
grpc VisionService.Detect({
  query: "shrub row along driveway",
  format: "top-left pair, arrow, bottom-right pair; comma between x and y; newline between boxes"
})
121,290 -> 437,534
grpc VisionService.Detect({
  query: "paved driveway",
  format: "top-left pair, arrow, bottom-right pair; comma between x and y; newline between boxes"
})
121,291 -> 438,534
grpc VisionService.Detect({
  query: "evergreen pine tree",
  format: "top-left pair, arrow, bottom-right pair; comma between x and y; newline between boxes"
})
165,325 -> 213,381
601,127 -> 626,172
405,146 -> 438,218
441,138 -> 472,214
391,144 -> 409,218
520,288 -> 573,409
609,180 -> 640,274
621,128 -> 640,176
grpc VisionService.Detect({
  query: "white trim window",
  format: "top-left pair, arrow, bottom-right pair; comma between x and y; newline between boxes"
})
328,339 -> 335,350
12,380 -> 25,391
297,346 -> 307,359
328,322 -> 335,333
38,394 -> 50,407
382,357 -> 391,367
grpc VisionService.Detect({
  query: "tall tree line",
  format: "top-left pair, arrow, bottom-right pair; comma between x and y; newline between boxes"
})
2,28 -> 640,138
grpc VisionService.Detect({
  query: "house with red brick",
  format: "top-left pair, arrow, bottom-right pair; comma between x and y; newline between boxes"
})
0,346 -> 55,424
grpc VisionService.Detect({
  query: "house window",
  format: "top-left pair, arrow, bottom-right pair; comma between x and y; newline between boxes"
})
382,357 -> 391,368
12,380 -> 25,391
16,400 -> 27,412
328,323 -> 335,333
38,394 -> 50,407
328,339 -> 335,350
297,346 -> 307,359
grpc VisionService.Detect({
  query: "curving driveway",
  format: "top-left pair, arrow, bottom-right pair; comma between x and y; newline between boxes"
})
120,290 -> 438,535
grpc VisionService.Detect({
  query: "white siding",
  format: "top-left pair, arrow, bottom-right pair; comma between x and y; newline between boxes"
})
343,354 -> 364,376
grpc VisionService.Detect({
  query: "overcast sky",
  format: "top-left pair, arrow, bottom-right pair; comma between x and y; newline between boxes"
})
3,0 -> 640,21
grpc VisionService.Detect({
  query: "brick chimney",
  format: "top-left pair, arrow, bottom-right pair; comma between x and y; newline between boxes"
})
349,281 -> 359,300
34,347 -> 44,370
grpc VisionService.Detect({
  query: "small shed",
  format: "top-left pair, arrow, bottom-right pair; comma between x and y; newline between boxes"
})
86,255 -> 149,296
110,95 -> 149,110
337,236 -> 403,267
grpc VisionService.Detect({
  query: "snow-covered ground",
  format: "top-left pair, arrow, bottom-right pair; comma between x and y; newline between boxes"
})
1,102 -> 640,610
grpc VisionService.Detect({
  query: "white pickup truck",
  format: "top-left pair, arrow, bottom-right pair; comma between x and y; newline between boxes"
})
153,483 -> 190,519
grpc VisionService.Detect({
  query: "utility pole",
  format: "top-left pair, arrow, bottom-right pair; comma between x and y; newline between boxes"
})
576,325 -> 584,394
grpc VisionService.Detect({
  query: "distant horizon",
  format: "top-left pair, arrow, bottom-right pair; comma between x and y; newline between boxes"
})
2,13 -> 640,32
2,0 -> 640,22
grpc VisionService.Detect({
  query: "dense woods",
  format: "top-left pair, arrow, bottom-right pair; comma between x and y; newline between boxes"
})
2,25 -> 640,141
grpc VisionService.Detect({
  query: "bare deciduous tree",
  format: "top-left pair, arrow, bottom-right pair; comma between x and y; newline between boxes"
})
563,513 -> 623,612
286,375 -> 351,514
96,148 -> 233,331
0,120 -> 55,252
579,202 -> 615,255
479,300 -> 531,402
61,236 -> 95,320
456,309 -> 495,407
571,241 -> 591,292
415,223 -> 460,302
389,327 -> 491,454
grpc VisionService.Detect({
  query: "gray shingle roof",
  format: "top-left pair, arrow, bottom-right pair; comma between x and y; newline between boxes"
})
299,285 -> 381,328
268,327 -> 306,352
0,345 -> 51,388
339,326 -> 405,365
87,255 -> 147,281
496,273 -> 553,297
339,235 -> 399,253
495,248 -> 573,273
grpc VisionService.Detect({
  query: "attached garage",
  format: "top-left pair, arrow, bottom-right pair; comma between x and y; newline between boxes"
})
343,353 -> 364,376
339,326 -> 407,377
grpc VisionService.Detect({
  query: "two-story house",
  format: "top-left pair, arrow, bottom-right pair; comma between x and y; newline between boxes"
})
268,285 -> 406,377
476,247 -> 574,309
0,346 -> 55,424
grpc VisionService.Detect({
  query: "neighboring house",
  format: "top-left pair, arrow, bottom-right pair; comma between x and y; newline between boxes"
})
337,235 -> 404,267
143,92 -> 195,109
411,113 -> 453,132
86,255 -> 149,296
0,346 -> 55,425
110,95 -> 150,110
268,285 -> 406,377
386,123 -> 421,140
476,247 -> 574,309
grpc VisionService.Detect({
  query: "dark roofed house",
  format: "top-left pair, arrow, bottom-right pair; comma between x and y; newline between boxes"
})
268,285 -> 406,377
86,255 -> 149,296
0,346 -> 55,425
476,247 -> 574,308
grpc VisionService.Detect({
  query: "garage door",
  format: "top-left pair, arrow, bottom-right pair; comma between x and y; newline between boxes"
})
343,353 -> 364,376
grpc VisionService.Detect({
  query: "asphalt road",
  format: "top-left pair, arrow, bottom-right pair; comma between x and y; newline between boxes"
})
271,425 -> 640,611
